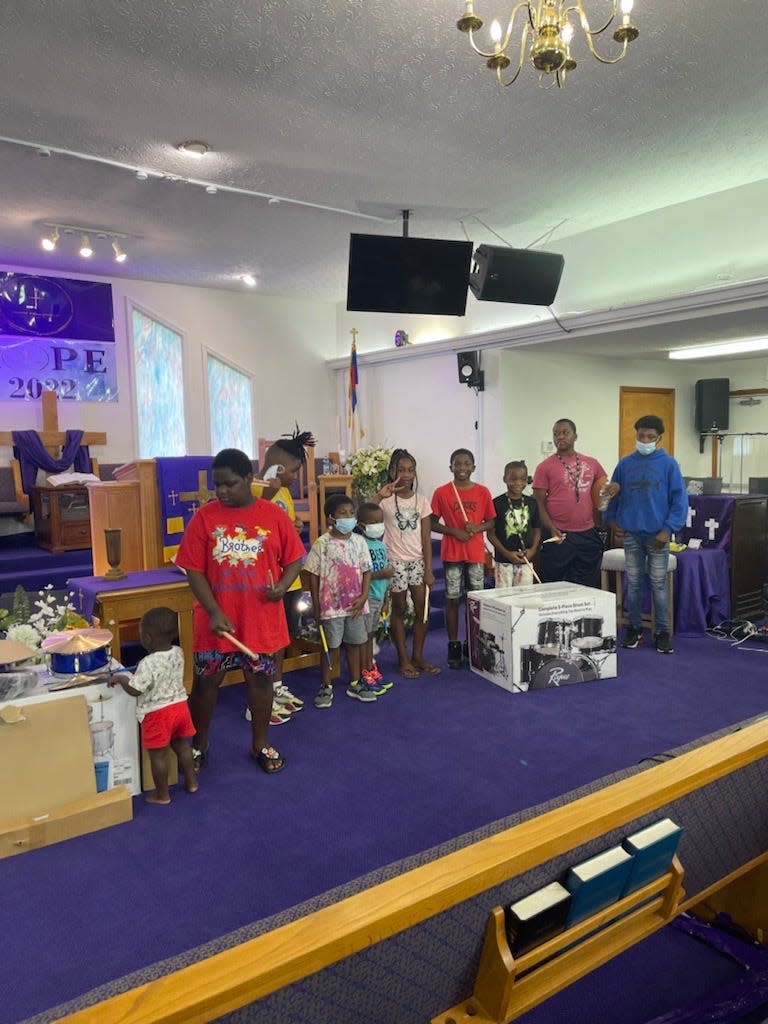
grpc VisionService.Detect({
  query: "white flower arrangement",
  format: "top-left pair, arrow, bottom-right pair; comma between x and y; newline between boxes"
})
347,445 -> 393,501
1,584 -> 88,653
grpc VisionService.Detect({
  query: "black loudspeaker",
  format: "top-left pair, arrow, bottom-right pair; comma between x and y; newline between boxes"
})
695,378 -> 730,432
468,245 -> 564,306
457,351 -> 484,390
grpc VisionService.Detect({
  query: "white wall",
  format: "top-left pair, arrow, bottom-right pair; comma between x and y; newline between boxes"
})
0,268 -> 338,464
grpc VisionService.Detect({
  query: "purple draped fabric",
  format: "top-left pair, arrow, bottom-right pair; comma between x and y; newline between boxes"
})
12,429 -> 91,493
679,495 -> 735,550
67,568 -> 189,622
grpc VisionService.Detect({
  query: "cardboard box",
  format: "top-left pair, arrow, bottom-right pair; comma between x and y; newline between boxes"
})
0,787 -> 132,859
467,583 -> 617,693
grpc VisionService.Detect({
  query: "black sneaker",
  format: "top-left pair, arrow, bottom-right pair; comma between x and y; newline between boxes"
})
621,627 -> 643,649
447,641 -> 463,669
654,631 -> 674,654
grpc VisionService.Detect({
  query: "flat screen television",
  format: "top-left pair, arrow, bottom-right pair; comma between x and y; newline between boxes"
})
346,234 -> 473,316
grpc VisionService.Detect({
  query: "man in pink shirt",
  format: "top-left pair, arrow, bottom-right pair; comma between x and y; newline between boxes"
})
532,419 -> 606,589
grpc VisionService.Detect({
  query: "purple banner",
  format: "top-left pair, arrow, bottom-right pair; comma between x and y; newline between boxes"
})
0,337 -> 118,402
0,272 -> 114,342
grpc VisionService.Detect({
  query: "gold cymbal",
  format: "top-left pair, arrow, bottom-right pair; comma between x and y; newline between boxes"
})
41,628 -> 113,654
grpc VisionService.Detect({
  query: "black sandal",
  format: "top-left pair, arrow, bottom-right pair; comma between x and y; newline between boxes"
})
191,745 -> 209,773
252,746 -> 286,774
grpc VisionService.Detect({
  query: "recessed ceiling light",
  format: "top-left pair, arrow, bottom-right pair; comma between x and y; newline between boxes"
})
176,140 -> 211,158
241,274 -> 257,288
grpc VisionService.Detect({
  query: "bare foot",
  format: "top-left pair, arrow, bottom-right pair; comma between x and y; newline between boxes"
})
184,778 -> 199,794
145,792 -> 171,805
413,658 -> 441,675
399,662 -> 420,679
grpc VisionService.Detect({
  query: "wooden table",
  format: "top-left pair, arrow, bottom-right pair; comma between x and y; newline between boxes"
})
30,484 -> 91,552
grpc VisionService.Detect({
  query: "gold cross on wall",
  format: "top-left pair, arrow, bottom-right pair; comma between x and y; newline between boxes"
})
179,471 -> 214,506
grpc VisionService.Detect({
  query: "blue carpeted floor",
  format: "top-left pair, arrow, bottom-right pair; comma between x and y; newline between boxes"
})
4,628 -> 768,1024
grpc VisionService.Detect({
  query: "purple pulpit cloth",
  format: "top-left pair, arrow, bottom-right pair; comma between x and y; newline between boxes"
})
673,547 -> 730,636
678,495 -> 734,550
67,569 -> 189,622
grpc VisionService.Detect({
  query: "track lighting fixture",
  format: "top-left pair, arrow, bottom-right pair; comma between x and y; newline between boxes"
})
112,240 -> 127,263
41,226 -> 59,252
79,234 -> 93,258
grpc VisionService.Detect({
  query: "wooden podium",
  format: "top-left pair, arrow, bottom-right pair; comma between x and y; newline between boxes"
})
87,460 -> 164,573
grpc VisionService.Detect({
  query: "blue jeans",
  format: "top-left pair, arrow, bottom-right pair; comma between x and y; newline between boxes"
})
623,533 -> 670,632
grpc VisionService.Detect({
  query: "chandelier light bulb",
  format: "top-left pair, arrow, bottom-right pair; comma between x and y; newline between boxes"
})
241,274 -> 257,288
490,19 -> 502,47
620,0 -> 634,13
41,226 -> 59,252
79,234 -> 93,258
561,21 -> 574,43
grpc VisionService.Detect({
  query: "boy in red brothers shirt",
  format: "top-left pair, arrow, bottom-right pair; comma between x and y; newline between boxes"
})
175,448 -> 304,775
431,448 -> 495,669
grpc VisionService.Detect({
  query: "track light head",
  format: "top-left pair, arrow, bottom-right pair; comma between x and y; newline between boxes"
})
112,240 -> 127,263
79,234 -> 93,258
241,274 -> 257,288
41,226 -> 59,252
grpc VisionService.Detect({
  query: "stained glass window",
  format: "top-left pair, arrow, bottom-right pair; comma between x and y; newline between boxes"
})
206,353 -> 254,455
131,308 -> 186,457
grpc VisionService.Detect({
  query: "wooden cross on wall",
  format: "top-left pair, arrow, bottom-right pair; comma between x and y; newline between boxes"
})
180,470 -> 215,510
0,390 -> 107,456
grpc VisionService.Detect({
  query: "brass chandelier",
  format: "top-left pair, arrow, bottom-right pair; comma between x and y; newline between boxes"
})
456,1 -> 639,88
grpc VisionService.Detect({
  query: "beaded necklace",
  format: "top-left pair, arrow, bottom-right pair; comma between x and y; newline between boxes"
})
556,452 -> 582,503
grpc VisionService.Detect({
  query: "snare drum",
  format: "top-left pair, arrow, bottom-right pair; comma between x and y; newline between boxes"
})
521,646 -> 548,683
535,619 -> 569,655
528,654 -> 598,690
571,616 -> 604,651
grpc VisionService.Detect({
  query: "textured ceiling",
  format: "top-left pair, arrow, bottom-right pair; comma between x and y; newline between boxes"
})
1,0 -> 767,326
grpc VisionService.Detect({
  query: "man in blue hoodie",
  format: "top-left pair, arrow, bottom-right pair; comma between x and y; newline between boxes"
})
604,415 -> 688,654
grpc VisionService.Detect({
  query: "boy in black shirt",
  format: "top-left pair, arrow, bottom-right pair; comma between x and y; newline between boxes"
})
489,461 -> 542,587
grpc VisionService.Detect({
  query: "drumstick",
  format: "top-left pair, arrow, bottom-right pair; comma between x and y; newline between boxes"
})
522,554 -> 542,585
220,630 -> 258,660
451,481 -> 469,527
423,584 -> 430,624
317,623 -> 333,669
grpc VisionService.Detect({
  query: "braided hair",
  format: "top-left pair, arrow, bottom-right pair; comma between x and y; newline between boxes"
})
268,423 -> 316,464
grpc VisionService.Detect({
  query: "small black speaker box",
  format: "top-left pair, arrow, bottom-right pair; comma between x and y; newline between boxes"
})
695,378 -> 730,432
457,351 -> 484,389
469,245 -> 564,306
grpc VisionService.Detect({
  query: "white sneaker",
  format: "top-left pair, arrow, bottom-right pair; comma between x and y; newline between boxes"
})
274,682 -> 303,711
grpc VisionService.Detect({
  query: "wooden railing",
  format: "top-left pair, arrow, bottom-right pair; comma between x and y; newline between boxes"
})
62,719 -> 768,1024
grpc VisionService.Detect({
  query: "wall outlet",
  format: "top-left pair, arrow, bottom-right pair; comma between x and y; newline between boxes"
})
540,440 -> 555,454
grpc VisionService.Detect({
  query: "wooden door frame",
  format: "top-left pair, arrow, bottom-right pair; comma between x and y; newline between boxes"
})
619,386 -> 676,457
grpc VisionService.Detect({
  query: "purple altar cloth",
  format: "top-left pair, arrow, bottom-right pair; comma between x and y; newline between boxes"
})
67,569 -> 190,622
674,547 -> 730,636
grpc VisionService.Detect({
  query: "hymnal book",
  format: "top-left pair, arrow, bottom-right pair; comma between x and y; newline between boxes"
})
621,818 -> 683,896
505,881 -> 571,956
564,846 -> 634,926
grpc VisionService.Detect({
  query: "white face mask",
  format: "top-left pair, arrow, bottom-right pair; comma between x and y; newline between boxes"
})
363,523 -> 385,539
635,440 -> 657,456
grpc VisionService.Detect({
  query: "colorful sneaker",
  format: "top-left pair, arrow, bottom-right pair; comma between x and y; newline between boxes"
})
314,685 -> 334,709
362,669 -> 393,696
447,640 -> 463,669
270,702 -> 291,726
654,631 -> 674,654
275,683 -> 304,708
621,627 -> 643,649
346,680 -> 377,702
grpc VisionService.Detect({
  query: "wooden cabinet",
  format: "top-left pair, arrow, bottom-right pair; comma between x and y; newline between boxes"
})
30,485 -> 91,552
730,495 -> 768,619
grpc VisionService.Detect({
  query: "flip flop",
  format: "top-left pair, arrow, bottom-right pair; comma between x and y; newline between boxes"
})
252,746 -> 286,774
415,663 -> 441,675
191,745 -> 209,773
399,665 -> 420,679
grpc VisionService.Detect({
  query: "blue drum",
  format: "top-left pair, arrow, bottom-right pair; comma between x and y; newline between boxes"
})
41,629 -> 113,675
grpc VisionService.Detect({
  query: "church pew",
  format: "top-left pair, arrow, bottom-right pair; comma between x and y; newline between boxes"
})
59,716 -> 768,1024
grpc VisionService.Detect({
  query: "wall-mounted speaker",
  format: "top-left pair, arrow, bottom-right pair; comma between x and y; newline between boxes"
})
695,378 -> 730,432
468,245 -> 564,306
457,351 -> 484,390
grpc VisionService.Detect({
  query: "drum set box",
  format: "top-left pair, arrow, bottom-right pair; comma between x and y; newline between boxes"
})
467,583 -> 617,693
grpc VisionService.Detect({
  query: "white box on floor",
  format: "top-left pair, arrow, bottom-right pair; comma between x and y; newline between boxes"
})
467,583 -> 617,693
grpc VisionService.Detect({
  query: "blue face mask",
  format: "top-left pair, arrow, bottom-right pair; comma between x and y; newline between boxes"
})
636,440 -> 658,456
333,516 -> 357,535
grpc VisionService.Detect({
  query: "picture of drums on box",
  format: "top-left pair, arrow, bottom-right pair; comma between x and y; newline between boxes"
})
521,615 -> 616,689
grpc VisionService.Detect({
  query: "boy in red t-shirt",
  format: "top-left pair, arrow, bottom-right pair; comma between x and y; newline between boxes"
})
431,449 -> 495,668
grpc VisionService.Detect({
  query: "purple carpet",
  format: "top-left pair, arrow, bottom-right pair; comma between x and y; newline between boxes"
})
4,628 -> 768,1024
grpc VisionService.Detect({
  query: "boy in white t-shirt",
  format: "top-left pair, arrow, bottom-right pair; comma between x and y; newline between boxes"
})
110,606 -> 198,805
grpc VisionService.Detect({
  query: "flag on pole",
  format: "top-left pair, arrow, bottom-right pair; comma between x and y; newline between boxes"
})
348,330 -> 364,449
